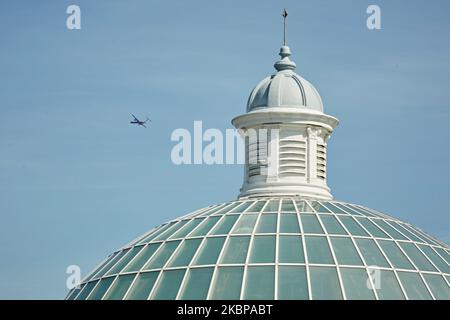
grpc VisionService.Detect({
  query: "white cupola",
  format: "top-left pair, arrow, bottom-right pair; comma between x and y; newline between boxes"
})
232,44 -> 339,200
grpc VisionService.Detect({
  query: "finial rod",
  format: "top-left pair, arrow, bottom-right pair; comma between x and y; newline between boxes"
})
282,9 -> 288,45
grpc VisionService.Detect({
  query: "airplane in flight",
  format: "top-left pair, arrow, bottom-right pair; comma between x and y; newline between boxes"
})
130,114 -> 151,128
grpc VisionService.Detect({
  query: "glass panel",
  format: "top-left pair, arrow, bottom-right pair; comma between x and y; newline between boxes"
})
349,205 -> 377,217
214,202 -> 241,215
179,267 -> 214,300
305,236 -> 334,264
263,200 -> 279,212
301,214 -> 324,234
279,235 -> 304,263
355,217 -> 389,238
338,216 -> 368,236
355,238 -> 390,268
309,201 -> 330,213
231,214 -> 258,234
388,222 -> 423,242
210,215 -> 239,235
75,280 -> 98,300
331,237 -> 363,266
87,277 -> 115,300
371,220 -> 408,240
255,214 -> 277,233
281,199 -> 296,212
167,239 -> 202,267
334,204 -> 364,216
93,250 -> 129,279
309,266 -> 343,300
143,241 -> 181,270
151,269 -> 186,300
125,272 -> 159,300
189,216 -> 221,237
277,266 -> 308,300
139,222 -> 175,243
153,220 -> 189,241
434,247 -> 450,265
279,214 -> 301,233
170,218 -> 204,239
246,201 -> 266,213
193,237 -> 226,265
296,200 -> 313,212
84,253 -> 118,282
66,287 -> 82,300
319,215 -> 347,235
417,245 -> 450,274
423,274 -> 450,300
220,236 -> 251,264
398,242 -> 436,272
322,202 -> 348,214
340,268 -> 376,300
243,266 -> 275,299
397,272 -> 432,300
106,246 -> 144,275
231,202 -> 253,213
210,267 -> 244,300
377,270 -> 405,300
103,274 -> 136,300
123,243 -> 161,273
248,235 -> 276,263
378,240 -> 415,270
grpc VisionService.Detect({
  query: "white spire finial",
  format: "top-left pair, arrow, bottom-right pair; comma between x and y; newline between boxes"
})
282,9 -> 288,46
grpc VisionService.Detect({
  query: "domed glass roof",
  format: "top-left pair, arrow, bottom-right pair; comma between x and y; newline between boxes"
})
66,198 -> 450,300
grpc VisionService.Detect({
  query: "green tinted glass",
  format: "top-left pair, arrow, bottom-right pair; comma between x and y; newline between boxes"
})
151,269 -> 186,300
355,238 -> 390,268
243,266 -> 275,299
106,246 -> 143,275
210,267 -> 244,300
377,270 -> 405,300
305,236 -> 334,264
279,213 -> 301,233
372,220 -> 408,240
340,268 -> 375,300
153,220 -> 189,241
167,238 -> 202,267
87,277 -> 115,300
309,267 -> 343,300
231,202 -> 253,213
193,237 -> 226,265
301,214 -> 324,234
143,241 -> 181,270
247,201 -> 266,213
190,216 -> 221,236
277,266 -> 308,300
279,235 -> 304,263
232,214 -> 258,234
320,215 -> 347,235
123,243 -> 161,272
398,242 -> 436,272
249,235 -> 276,263
338,216 -> 368,236
94,250 -> 128,279
417,245 -> 450,274
331,237 -> 363,266
103,274 -> 136,300
355,217 -> 389,238
125,272 -> 159,300
423,274 -> 450,300
170,218 -> 205,239
179,267 -> 214,300
309,201 -> 330,213
281,199 -> 296,212
263,200 -> 279,212
378,240 -> 414,270
221,236 -> 251,264
397,272 -> 432,300
75,281 -> 98,300
256,214 -> 277,233
210,215 -> 239,235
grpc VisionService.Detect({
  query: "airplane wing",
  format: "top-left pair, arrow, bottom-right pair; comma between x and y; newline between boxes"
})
132,114 -> 139,121
141,123 -> 147,128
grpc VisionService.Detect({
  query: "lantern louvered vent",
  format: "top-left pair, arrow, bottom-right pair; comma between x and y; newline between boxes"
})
279,137 -> 306,177
317,142 -> 326,180
247,133 -> 268,178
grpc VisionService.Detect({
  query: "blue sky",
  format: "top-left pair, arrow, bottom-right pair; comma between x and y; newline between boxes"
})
0,0 -> 449,299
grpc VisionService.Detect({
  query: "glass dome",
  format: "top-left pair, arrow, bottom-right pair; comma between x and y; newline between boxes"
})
66,198 -> 450,300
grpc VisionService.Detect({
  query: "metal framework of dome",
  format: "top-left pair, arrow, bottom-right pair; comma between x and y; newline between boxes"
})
66,11 -> 450,300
